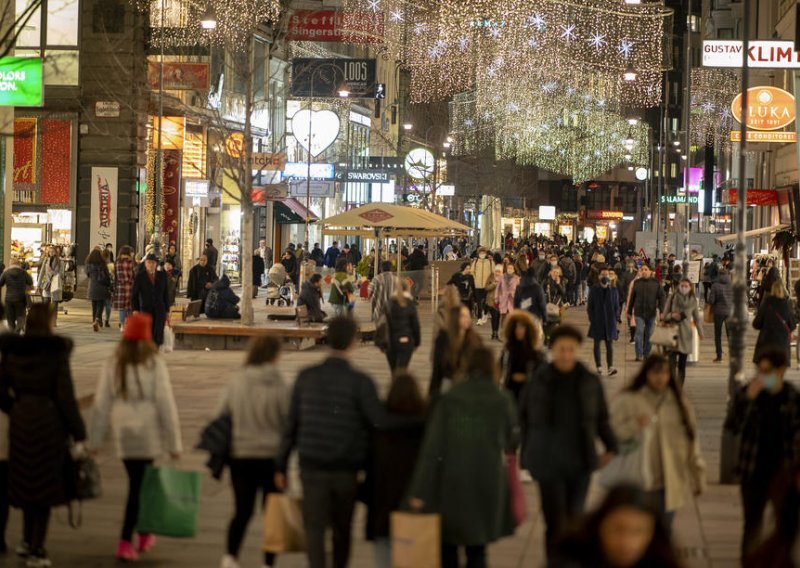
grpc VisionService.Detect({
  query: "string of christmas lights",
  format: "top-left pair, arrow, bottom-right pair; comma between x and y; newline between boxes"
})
690,68 -> 739,147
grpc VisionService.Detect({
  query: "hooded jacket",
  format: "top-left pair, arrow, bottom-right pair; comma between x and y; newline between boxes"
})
0,266 -> 32,304
205,275 -> 241,319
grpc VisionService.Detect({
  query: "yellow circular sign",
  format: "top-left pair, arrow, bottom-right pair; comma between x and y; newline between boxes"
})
225,132 -> 245,157
731,86 -> 796,131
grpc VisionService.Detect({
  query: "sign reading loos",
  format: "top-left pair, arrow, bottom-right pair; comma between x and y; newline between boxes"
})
0,57 -> 43,106
703,40 -> 800,68
732,87 -> 795,131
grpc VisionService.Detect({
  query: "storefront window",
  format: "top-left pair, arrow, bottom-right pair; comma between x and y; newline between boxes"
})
46,0 -> 79,45
17,0 -> 80,85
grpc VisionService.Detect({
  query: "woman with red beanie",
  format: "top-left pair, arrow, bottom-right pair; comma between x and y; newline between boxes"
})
88,312 -> 182,561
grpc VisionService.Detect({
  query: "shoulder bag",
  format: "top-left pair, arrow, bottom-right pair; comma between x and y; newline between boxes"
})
651,295 -> 678,349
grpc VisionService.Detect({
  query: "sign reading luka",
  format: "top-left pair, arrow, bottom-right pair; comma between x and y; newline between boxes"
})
731,87 -> 796,131
0,57 -> 43,106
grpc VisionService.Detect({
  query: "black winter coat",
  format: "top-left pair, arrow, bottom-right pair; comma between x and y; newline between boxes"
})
86,262 -> 112,302
514,274 -> 547,323
187,264 -> 218,304
387,298 -> 421,348
205,275 -> 241,319
753,295 -> 797,363
252,254 -> 266,286
0,266 -> 32,303
587,284 -> 619,341
131,269 -> 170,345
627,277 -> 665,321
0,334 -> 86,507
298,281 -> 325,322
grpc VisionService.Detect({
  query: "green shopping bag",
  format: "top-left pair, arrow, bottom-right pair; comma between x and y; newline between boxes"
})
137,466 -> 202,538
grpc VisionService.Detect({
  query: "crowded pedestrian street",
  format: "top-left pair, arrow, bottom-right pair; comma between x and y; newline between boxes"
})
2,296 -> 754,567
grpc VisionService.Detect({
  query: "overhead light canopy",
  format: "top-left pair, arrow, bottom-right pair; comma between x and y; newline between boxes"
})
200,6 -> 217,29
622,65 -> 638,82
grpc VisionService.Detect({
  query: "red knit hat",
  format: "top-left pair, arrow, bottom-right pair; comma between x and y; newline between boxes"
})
124,312 -> 153,342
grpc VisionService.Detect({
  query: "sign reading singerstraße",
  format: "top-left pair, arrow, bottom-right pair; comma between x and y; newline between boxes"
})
0,57 -> 43,107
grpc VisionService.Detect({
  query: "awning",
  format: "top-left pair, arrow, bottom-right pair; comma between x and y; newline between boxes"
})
320,203 -> 471,236
715,224 -> 787,243
274,198 -> 319,225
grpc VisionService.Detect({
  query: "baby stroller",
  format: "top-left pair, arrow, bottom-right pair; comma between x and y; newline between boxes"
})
265,264 -> 294,307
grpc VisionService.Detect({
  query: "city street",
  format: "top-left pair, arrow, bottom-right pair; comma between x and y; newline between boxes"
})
4,297 -> 752,567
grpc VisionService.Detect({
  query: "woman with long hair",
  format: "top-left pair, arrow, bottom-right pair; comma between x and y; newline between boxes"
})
662,277 -> 704,385
550,484 -> 683,568
496,263 -> 521,337
435,284 -> 462,331
216,336 -> 288,568
500,310 -> 545,402
753,279 -> 797,364
37,245 -> 64,320
429,304 -> 481,397
0,304 -> 86,567
610,355 -> 706,531
385,278 -> 421,371
88,312 -> 182,561
113,246 -> 136,330
86,247 -> 112,332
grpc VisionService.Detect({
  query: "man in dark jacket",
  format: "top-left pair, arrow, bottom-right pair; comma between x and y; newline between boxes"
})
386,289 -> 421,371
186,255 -> 218,313
514,270 -> 547,324
251,251 -> 265,299
131,254 -> 169,346
519,325 -> 617,559
626,264 -> 665,361
447,261 -> 475,313
323,241 -> 340,268
587,267 -> 619,376
0,260 -> 33,332
297,274 -> 326,322
310,243 -> 325,267
708,269 -> 734,362
204,275 -> 241,319
281,248 -> 299,291
726,348 -> 800,559
203,238 -> 219,272
275,317 -> 416,568
406,245 -> 429,301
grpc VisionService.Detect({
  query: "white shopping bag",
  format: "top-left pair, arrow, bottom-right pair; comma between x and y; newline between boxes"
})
688,324 -> 700,363
161,324 -> 175,353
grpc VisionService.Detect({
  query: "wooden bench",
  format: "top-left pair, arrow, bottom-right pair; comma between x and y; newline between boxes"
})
172,320 -> 327,351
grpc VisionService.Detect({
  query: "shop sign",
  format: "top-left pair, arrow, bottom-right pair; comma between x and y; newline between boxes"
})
287,10 -> 384,43
225,132 -> 244,158
539,205 -> 556,220
252,152 -> 286,171
726,189 -> 778,206
730,130 -> 797,143
0,57 -> 43,107
661,194 -> 699,204
703,40 -> 800,69
147,62 -> 210,90
252,183 -> 289,203
291,109 -> 340,157
731,87 -> 795,131
95,101 -> 120,118
346,170 -> 389,182
90,167 -> 118,251
184,179 -> 209,198
288,180 -> 336,198
290,58 -> 378,99
438,184 -> 455,196
282,162 -> 335,180
404,148 -> 435,180
586,210 -> 624,220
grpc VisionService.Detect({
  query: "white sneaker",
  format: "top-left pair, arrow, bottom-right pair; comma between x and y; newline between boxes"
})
220,555 -> 240,568
597,368 -> 604,375
608,367 -> 619,377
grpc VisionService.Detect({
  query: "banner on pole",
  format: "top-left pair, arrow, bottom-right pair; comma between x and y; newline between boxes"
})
90,167 -> 118,251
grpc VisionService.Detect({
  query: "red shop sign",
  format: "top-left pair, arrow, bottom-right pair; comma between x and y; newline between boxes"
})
726,189 -> 778,206
586,210 -> 624,220
147,63 -> 210,91
287,10 -> 385,43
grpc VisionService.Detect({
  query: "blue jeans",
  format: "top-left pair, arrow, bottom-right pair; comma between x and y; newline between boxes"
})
374,537 -> 391,568
634,316 -> 656,358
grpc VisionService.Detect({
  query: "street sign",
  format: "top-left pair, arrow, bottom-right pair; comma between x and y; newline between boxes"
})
286,10 -> 384,43
345,170 -> 390,182
252,152 -> 286,171
290,58 -> 377,99
0,57 -> 43,107
252,183 -> 289,202
289,180 -> 336,198
95,101 -> 120,118
282,162 -> 335,180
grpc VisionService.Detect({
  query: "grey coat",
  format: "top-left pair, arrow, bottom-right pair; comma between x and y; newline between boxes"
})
38,256 -> 65,302
663,292 -> 703,355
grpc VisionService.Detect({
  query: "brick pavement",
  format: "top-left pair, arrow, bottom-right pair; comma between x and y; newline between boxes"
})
3,296 -> 758,567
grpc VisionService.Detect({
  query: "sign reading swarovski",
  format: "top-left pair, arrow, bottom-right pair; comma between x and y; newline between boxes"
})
346,170 -> 389,182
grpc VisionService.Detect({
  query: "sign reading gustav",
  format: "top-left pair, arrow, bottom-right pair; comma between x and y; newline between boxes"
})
290,58 -> 377,99
0,57 -> 43,107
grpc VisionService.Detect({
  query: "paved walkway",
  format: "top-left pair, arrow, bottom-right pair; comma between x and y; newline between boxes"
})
4,296 -> 757,567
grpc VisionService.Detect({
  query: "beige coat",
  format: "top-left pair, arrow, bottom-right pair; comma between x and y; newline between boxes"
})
610,388 -> 706,512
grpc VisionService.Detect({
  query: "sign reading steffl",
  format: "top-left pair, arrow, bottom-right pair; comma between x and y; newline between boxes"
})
732,87 -> 796,131
703,40 -> 800,69
0,57 -> 43,107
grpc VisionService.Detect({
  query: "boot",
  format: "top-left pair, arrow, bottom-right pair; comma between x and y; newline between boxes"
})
116,540 -> 139,561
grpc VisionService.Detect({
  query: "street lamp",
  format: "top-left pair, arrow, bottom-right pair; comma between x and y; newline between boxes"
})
403,123 -> 413,131
623,65 -> 638,81
200,6 -> 217,29
338,89 -> 351,98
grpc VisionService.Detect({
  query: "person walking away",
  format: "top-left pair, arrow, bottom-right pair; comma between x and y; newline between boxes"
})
298,274 -> 326,322
101,245 -> 115,328
550,484 -> 684,568
0,304 -> 86,567
623,266 -> 643,345
405,245 -> 428,301
753,280 -> 796,365
484,265 -> 501,340
87,312 -> 182,561
368,261 -> 397,323
514,267 -> 547,324
113,246 -> 136,329
187,254 -> 218,313
329,258 -> 355,318
573,254 -> 586,305
86,248 -> 113,333
500,310 -> 545,403
203,238 -> 219,272
310,243 -> 324,267
323,241 -> 340,269
367,373 -> 426,568
251,248 -> 265,299
587,266 -> 620,376
496,263 -> 520,340
408,347 -> 518,568
726,348 -> 800,559
429,305 -> 481,397
627,265 -> 665,361
163,259 -> 179,308
434,284 -> 462,332
610,355 -> 706,531
37,246 -> 64,320
708,269 -> 733,363
471,247 -> 494,326
275,317 -> 419,568
214,336 -> 288,568
0,260 -> 32,333
448,261 -> 476,315
519,325 -> 618,558
131,254 -> 170,346
385,279 -> 421,371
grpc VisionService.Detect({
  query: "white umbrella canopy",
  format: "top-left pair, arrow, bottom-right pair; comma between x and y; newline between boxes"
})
320,203 -> 470,236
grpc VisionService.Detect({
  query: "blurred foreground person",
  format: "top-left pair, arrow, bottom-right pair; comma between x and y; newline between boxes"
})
0,304 -> 86,567
500,310 -> 545,403
744,467 -> 800,567
753,280 -> 796,365
430,304 -> 481,397
88,312 -> 182,561
550,484 -> 683,568
385,279 -> 421,371
409,346 -> 518,568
